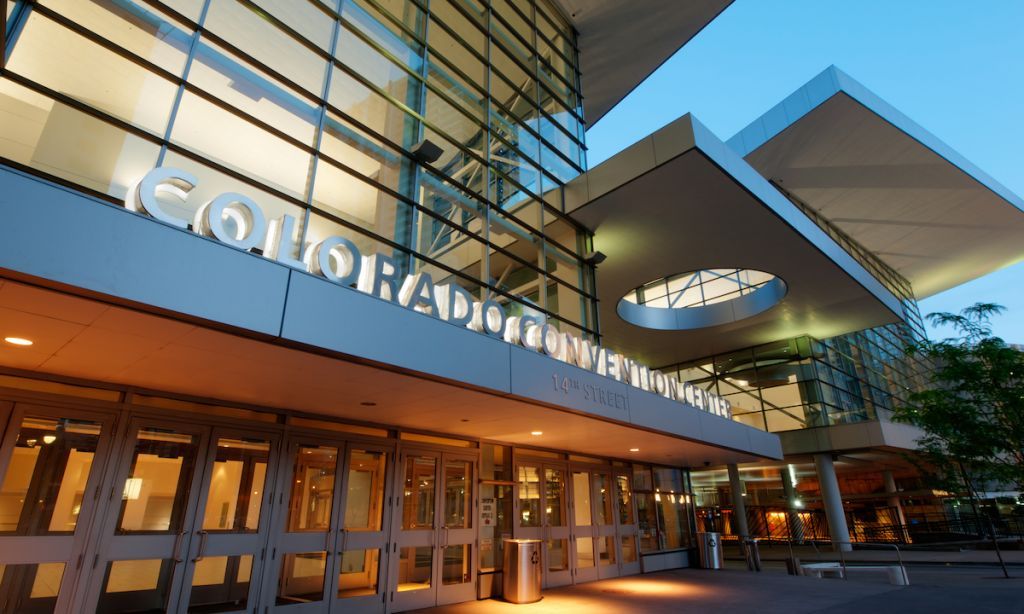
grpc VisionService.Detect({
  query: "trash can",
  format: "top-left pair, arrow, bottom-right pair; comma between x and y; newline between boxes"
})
503,538 -> 542,604
696,532 -> 723,569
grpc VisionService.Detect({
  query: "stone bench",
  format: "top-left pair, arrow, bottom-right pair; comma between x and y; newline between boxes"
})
800,562 -> 909,585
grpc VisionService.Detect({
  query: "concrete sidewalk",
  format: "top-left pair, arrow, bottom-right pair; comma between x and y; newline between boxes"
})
412,567 -> 1024,614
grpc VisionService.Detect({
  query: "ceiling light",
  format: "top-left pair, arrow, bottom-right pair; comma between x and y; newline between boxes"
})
42,435 -> 57,444
360,401 -> 377,407
4,337 -> 33,346
629,448 -> 640,452
530,431 -> 543,436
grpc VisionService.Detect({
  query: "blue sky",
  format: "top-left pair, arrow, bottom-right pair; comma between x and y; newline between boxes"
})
585,0 -> 1024,342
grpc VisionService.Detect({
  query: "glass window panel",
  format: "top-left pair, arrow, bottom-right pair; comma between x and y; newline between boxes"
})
155,0 -> 204,21
428,2 -> 485,78
544,468 -> 565,526
490,52 -> 535,121
490,3 -> 533,67
118,428 -> 199,533
441,544 -> 470,585
764,407 -> 809,432
7,13 -> 177,135
39,0 -> 193,76
478,482 -> 512,571
328,67 -> 419,149
343,449 -> 386,531
286,445 -> 337,533
321,112 -> 416,198
490,104 -> 540,165
312,158 -> 414,243
492,153 -> 542,210
571,471 -> 591,526
0,416 -> 102,535
337,549 -> 380,598
251,0 -> 335,50
427,55 -> 485,124
276,552 -> 326,605
97,559 -> 173,613
189,40 -> 319,145
444,460 -> 472,530
338,3 -> 422,84
620,535 -> 638,564
636,493 -> 658,553
205,0 -> 327,95
402,456 -> 436,530
575,536 -> 594,568
597,536 -> 615,565
201,438 -> 269,532
654,490 -> 690,550
304,213 -> 411,286
170,91 -> 312,199
633,466 -> 653,491
594,473 -> 612,526
517,465 -> 540,528
0,562 -> 65,614
397,546 -> 431,591
424,87 -> 484,161
546,538 -> 567,571
540,141 -> 578,183
653,467 -> 683,494
188,554 -> 253,612
359,0 -> 426,39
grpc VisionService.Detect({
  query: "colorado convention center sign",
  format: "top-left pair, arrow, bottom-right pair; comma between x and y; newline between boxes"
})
126,167 -> 732,419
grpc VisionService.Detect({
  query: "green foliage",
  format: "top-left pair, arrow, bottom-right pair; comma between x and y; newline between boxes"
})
893,303 -> 1024,496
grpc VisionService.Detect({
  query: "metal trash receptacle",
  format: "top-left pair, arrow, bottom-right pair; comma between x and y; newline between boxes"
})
503,539 -> 542,604
697,532 -> 723,569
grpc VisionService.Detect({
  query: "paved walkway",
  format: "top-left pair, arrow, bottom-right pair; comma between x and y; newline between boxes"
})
412,566 -> 1024,614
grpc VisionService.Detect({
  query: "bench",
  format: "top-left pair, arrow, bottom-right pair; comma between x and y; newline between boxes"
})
800,562 -> 909,585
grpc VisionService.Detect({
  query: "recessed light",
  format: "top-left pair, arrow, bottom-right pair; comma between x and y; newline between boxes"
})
530,431 -> 543,436
360,401 -> 377,407
629,448 -> 640,452
4,337 -> 33,346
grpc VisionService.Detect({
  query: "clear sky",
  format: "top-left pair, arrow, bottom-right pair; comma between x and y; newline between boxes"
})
585,0 -> 1024,343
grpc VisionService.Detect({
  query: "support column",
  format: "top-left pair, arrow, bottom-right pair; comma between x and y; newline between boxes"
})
727,463 -> 749,539
883,470 -> 910,543
814,453 -> 851,552
780,465 -> 804,543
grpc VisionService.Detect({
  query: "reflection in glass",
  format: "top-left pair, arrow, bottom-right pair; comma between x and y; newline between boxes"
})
118,428 -> 199,533
187,554 -> 253,612
397,546 -> 431,591
402,456 -> 436,530
287,446 -> 337,532
575,536 -> 594,568
444,460 -> 471,529
546,539 -> 567,572
0,562 -> 65,614
337,549 -> 379,598
517,465 -> 540,528
544,468 -> 565,526
344,450 -> 387,531
97,559 -> 174,613
202,438 -> 269,532
276,552 -> 327,605
571,471 -> 591,527
593,473 -> 613,526
0,416 -> 102,535
597,536 -> 616,566
620,535 -> 638,564
616,475 -> 635,525
442,544 -> 470,585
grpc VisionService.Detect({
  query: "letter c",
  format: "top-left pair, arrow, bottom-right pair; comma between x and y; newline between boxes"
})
126,167 -> 197,229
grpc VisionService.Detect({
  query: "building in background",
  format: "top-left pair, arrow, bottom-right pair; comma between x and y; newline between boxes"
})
0,1 -> 1021,613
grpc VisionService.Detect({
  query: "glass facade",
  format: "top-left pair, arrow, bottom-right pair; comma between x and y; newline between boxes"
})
662,321 -> 930,432
0,0 -> 596,338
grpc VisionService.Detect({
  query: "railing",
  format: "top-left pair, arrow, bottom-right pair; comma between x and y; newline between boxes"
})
808,540 -> 907,582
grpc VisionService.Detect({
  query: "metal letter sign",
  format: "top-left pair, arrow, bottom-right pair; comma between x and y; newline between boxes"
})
126,168 -> 732,418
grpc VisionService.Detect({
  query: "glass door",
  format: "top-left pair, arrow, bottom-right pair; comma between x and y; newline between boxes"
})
389,449 -> 476,612
514,461 -> 570,588
614,470 -> 641,576
592,470 -> 619,579
0,403 -> 115,614
331,445 -> 391,614
570,468 -> 598,583
179,429 -> 278,612
84,418 -> 211,613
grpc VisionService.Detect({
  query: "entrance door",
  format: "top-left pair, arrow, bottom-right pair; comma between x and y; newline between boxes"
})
569,468 -> 598,583
389,449 -> 475,612
0,403 -> 115,613
514,461 -> 570,587
591,469 -> 619,579
265,438 -> 393,613
83,417 -> 279,613
614,470 -> 641,576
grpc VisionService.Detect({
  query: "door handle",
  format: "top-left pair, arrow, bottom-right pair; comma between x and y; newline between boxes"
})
340,528 -> 349,551
172,530 -> 187,563
193,530 -> 209,563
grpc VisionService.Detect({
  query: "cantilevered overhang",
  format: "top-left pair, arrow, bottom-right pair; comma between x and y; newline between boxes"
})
566,114 -> 904,368
730,66 -> 1024,298
553,0 -> 732,125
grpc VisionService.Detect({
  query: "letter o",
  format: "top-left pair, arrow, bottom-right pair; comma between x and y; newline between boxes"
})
540,324 -> 562,357
195,192 -> 267,251
479,300 -> 507,337
307,236 -> 362,285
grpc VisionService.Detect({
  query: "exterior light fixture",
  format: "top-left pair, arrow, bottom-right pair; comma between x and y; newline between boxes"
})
42,435 -> 57,444
4,337 -> 33,346
629,448 -> 640,452
411,139 -> 444,164
530,431 -> 543,436
583,251 -> 607,265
